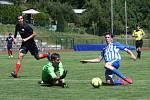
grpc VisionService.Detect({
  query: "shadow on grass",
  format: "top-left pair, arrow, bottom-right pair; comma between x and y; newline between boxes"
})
8,75 -> 31,78
102,82 -> 128,86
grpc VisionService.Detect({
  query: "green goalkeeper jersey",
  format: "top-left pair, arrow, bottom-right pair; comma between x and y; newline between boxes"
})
42,62 -> 64,81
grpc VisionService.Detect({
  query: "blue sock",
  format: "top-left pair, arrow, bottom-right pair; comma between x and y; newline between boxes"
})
113,80 -> 122,85
112,68 -> 126,79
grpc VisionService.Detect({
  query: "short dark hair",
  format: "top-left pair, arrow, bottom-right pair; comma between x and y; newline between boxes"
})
9,33 -> 12,35
50,53 -> 60,60
17,15 -> 24,19
104,32 -> 114,38
136,24 -> 140,27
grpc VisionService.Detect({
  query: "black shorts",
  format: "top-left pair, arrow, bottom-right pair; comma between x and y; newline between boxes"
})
7,44 -> 12,50
135,39 -> 143,48
19,42 -> 39,56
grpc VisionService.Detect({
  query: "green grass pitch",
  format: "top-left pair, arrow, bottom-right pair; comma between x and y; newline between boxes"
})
0,50 -> 150,100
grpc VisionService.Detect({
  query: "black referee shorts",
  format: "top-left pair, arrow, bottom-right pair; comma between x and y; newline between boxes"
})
135,39 -> 143,48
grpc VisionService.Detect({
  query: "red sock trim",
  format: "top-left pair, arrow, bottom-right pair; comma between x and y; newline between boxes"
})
41,54 -> 48,57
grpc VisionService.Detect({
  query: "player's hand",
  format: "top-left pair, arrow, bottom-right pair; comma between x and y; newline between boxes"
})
22,39 -> 25,42
13,38 -> 17,44
22,38 -> 27,42
56,76 -> 61,80
80,60 -> 88,64
60,70 -> 68,79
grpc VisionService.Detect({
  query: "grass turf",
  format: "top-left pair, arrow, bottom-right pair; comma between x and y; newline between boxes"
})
0,50 -> 150,100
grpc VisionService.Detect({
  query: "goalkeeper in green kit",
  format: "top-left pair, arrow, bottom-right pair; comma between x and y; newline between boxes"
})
39,53 -> 68,88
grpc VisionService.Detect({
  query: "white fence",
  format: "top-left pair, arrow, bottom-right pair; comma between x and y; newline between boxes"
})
0,35 -> 62,51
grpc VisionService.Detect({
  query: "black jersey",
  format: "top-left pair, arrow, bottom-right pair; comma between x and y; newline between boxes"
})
15,22 -> 34,43
6,36 -> 13,45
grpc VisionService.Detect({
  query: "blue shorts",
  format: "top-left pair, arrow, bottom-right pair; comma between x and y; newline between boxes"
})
105,61 -> 120,79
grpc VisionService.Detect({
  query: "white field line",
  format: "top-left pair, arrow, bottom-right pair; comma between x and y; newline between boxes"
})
0,79 -> 150,82
0,79 -> 89,82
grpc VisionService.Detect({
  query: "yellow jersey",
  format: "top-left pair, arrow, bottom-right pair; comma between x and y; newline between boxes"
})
132,29 -> 145,40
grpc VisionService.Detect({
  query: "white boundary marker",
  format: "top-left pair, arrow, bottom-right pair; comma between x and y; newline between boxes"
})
0,79 -> 150,82
0,79 -> 90,82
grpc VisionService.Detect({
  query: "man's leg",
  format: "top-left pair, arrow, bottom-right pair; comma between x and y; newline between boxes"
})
137,49 -> 141,59
11,50 -> 25,78
105,62 -> 133,84
10,49 -> 13,57
7,46 -> 11,58
105,70 -> 127,85
111,67 -> 133,84
38,53 -> 49,59
8,49 -> 10,58
29,43 -> 49,60
136,40 -> 142,59
105,70 -> 122,85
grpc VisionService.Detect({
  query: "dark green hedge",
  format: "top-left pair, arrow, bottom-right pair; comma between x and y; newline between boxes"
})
33,12 -> 50,26
0,5 -> 22,24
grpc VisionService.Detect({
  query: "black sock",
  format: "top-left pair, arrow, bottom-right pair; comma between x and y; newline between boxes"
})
137,51 -> 141,58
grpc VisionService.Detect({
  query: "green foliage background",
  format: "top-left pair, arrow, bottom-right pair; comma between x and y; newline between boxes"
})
0,0 -> 150,35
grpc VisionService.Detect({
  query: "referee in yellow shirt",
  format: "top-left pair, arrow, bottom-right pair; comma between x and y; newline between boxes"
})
132,25 -> 145,59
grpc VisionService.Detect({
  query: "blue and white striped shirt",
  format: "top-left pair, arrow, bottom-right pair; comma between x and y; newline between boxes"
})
101,42 -> 127,63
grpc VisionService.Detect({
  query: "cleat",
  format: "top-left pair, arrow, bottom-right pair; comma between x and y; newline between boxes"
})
11,55 -> 13,58
47,52 -> 51,61
62,83 -> 69,88
38,81 -> 44,84
11,71 -> 17,78
124,77 -> 133,84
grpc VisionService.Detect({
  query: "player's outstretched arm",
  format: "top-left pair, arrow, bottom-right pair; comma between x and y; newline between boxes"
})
80,60 -> 88,63
80,57 -> 102,64
124,48 -> 136,61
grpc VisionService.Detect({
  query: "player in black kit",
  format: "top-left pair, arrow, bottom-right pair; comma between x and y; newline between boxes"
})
6,33 -> 14,58
11,15 -> 50,78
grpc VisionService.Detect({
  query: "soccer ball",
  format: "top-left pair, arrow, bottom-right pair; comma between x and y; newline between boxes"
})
91,77 -> 102,88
